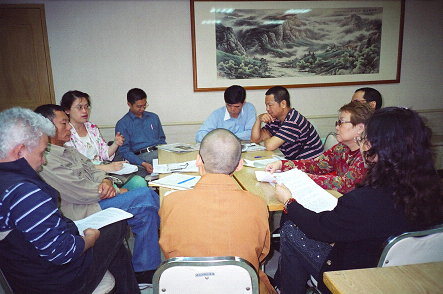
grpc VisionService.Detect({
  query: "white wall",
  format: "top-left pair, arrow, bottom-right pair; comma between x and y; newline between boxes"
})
3,0 -> 443,142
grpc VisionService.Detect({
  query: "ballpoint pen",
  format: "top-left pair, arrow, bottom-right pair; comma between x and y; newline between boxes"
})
177,176 -> 196,185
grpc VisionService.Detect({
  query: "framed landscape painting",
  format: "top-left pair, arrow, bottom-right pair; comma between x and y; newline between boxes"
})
191,0 -> 404,91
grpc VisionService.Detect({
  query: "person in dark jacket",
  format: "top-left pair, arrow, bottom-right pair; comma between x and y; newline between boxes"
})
274,107 -> 443,294
0,107 -> 139,294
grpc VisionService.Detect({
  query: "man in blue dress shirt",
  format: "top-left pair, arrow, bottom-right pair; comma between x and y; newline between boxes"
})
195,85 -> 256,142
115,88 -> 166,177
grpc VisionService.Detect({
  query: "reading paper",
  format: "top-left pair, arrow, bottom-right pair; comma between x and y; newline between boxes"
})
256,169 -> 338,213
74,208 -> 133,236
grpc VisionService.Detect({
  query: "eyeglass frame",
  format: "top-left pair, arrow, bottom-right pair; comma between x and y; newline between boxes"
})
72,104 -> 91,111
335,120 -> 353,127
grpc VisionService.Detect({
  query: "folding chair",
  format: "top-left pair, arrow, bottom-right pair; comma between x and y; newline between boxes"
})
153,256 -> 259,294
377,224 -> 443,267
322,132 -> 338,151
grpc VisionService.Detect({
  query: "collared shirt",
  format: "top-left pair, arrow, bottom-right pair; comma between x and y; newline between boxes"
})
39,144 -> 106,220
115,111 -> 166,165
264,108 -> 323,160
195,102 -> 257,142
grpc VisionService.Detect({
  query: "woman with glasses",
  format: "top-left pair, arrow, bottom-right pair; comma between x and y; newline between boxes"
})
61,90 -> 147,190
266,101 -> 373,194
273,107 -> 443,294
61,90 -> 128,173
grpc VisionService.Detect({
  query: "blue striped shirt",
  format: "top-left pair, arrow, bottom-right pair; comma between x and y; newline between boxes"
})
0,182 -> 85,265
264,108 -> 323,160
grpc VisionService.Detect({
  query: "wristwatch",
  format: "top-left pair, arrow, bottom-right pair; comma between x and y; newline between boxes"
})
103,176 -> 114,185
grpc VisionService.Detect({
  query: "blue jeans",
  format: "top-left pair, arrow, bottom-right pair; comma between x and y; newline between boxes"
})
99,187 -> 161,272
279,221 -> 332,294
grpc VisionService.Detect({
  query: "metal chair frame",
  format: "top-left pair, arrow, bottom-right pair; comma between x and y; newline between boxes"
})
153,256 -> 259,294
377,224 -> 443,267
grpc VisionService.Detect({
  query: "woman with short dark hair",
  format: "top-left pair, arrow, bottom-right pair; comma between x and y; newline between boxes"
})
274,107 -> 443,294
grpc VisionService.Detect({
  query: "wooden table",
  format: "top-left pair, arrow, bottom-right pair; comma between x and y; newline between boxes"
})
154,148 -> 342,210
234,150 -> 342,211
323,262 -> 443,294
150,149 -> 199,205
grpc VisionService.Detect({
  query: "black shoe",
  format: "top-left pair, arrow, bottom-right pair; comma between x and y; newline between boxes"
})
135,270 -> 155,289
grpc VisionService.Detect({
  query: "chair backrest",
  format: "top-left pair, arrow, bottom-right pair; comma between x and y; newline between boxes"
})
322,132 -> 338,151
377,224 -> 443,267
0,268 -> 14,294
153,256 -> 259,294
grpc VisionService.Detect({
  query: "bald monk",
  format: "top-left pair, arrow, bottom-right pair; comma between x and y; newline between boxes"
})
159,129 -> 276,294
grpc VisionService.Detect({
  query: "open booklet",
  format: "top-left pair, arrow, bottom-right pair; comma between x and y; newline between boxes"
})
74,207 -> 133,236
256,169 -> 338,213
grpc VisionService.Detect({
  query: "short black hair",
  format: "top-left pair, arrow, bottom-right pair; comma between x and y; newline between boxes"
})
355,87 -> 382,110
265,86 -> 291,107
224,85 -> 246,104
60,90 -> 91,111
127,88 -> 147,104
34,104 -> 65,122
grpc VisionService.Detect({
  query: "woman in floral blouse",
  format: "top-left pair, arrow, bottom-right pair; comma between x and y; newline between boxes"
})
266,101 -> 373,194
61,90 -> 126,173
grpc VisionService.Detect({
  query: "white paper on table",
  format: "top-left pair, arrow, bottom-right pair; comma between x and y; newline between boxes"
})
255,171 -> 277,183
74,208 -> 133,236
241,143 -> 266,152
150,173 -> 201,190
244,158 -> 280,168
110,163 -> 138,175
157,143 -> 199,153
274,169 -> 338,213
164,190 -> 178,197
153,159 -> 198,174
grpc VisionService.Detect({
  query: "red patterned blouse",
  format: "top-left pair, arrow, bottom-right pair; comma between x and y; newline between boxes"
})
280,143 -> 367,194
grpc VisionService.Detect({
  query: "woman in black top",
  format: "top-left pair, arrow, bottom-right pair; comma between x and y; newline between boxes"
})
274,107 -> 443,294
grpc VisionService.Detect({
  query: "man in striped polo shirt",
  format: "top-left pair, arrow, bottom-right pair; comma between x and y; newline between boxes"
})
251,86 -> 323,160
0,107 -> 138,293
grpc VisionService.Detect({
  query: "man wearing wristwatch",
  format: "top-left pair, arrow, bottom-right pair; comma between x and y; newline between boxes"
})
36,104 -> 161,288
115,88 -> 166,177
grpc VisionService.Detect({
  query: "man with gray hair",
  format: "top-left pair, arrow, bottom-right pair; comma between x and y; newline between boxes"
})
0,107 -> 139,293
159,129 -> 276,294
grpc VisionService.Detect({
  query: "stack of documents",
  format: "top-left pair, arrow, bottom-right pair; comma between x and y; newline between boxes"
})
255,169 -> 338,213
153,159 -> 198,174
150,173 -> 201,190
158,143 -> 199,153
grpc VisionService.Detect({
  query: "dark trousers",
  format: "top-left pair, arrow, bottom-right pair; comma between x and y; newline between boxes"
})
80,221 -> 140,294
278,221 -> 332,294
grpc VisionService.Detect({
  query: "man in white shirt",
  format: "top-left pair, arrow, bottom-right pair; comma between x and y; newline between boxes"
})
195,85 -> 256,142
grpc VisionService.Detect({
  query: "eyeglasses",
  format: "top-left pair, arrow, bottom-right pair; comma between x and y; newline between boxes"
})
73,104 -> 90,111
335,120 -> 352,127
134,103 -> 148,110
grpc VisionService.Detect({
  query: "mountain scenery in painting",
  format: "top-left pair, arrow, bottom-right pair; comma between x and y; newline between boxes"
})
215,7 -> 382,80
